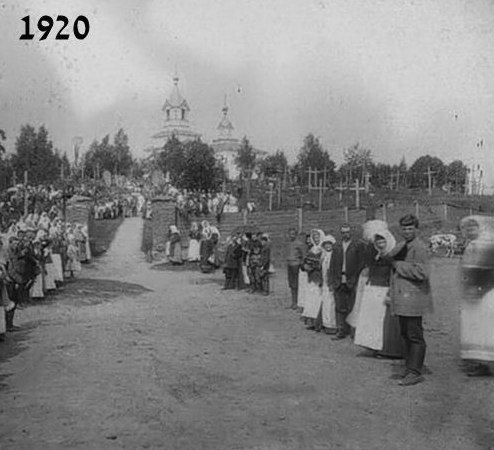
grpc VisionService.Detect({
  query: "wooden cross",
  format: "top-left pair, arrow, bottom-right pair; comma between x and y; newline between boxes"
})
424,166 -> 436,196
390,169 -> 403,190
463,167 -> 471,195
266,182 -> 275,211
335,179 -> 345,202
348,178 -> 366,209
277,177 -> 282,208
317,179 -> 324,212
364,172 -> 371,193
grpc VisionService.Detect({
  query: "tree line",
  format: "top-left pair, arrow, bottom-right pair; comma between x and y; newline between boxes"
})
237,134 -> 469,193
0,124 -> 470,194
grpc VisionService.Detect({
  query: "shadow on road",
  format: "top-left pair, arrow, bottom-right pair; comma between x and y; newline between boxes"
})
0,320 -> 41,388
20,277 -> 153,309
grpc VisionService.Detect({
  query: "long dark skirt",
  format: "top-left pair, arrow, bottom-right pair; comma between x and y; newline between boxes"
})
379,306 -> 406,358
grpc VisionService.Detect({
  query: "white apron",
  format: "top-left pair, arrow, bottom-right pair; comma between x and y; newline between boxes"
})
321,285 -> 336,329
354,284 -> 388,351
302,282 -> 323,319
461,288 -> 494,362
188,239 -> 200,262
297,270 -> 309,308
347,270 -> 369,328
51,253 -> 64,282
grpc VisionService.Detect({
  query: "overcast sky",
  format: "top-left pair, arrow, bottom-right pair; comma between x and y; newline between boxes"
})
1,0 -> 494,176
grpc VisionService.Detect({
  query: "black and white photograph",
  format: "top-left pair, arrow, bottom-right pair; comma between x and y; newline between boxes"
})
1,1 -> 494,448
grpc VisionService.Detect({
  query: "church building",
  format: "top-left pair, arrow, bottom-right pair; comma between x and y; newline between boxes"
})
153,74 -> 266,180
152,74 -> 201,143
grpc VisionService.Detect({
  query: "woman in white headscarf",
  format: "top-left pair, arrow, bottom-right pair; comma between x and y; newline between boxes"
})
82,224 -> 91,263
353,220 -> 405,358
187,221 -> 201,262
30,230 -> 46,299
459,215 -> 494,376
49,220 -> 64,283
168,225 -> 183,265
65,232 -> 81,278
320,234 -> 337,334
301,229 -> 326,331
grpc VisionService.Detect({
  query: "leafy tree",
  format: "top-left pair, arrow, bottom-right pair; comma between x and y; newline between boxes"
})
235,137 -> 257,179
0,129 -> 6,155
409,155 -> 446,188
446,160 -> 468,192
111,128 -> 133,176
295,134 -> 336,187
259,149 -> 288,179
12,125 -> 61,185
83,135 -> 114,179
0,129 -> 10,190
368,163 -> 393,188
340,143 -> 373,184
157,135 -> 186,186
181,140 -> 224,191
80,129 -> 134,179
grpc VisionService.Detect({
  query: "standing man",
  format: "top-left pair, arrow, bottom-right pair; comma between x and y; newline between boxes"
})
330,224 -> 365,339
388,214 -> 433,386
286,228 -> 305,310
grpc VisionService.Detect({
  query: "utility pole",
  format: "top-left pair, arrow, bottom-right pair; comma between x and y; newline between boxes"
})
23,170 -> 28,216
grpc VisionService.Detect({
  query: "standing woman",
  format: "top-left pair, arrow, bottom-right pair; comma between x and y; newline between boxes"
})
82,224 -> 91,263
459,216 -> 494,376
50,222 -> 64,284
168,225 -> 183,265
187,222 -> 201,262
353,222 -> 405,358
320,234 -> 337,334
301,229 -> 325,331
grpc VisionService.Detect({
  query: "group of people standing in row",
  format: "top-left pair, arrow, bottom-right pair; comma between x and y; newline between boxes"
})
0,213 -> 91,340
222,231 -> 271,295
166,221 -> 272,295
286,213 -> 494,385
286,215 -> 434,387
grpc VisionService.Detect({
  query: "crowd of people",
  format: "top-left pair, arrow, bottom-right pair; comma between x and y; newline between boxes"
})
282,213 -> 494,386
164,221 -> 273,294
0,212 -> 92,340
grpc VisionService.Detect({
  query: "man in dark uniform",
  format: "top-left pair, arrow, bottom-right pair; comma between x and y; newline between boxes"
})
330,224 -> 365,339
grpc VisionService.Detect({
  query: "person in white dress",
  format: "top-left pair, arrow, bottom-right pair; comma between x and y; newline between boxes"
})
302,229 -> 325,331
320,234 -> 337,334
353,222 -> 405,357
187,222 -> 201,262
459,215 -> 494,376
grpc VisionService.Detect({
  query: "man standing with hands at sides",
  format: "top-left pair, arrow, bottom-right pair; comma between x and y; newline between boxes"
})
286,228 -> 306,310
330,224 -> 365,340
387,214 -> 433,386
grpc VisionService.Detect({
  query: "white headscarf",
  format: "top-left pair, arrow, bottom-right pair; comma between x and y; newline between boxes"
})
362,220 -> 396,256
309,229 -> 325,254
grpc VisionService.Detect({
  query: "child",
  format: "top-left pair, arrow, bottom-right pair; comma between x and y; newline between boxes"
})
248,241 -> 263,293
260,234 -> 271,295
66,236 -> 81,278
223,233 -> 242,290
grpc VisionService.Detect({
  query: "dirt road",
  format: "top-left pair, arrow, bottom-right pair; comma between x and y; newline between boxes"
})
0,217 -> 493,450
